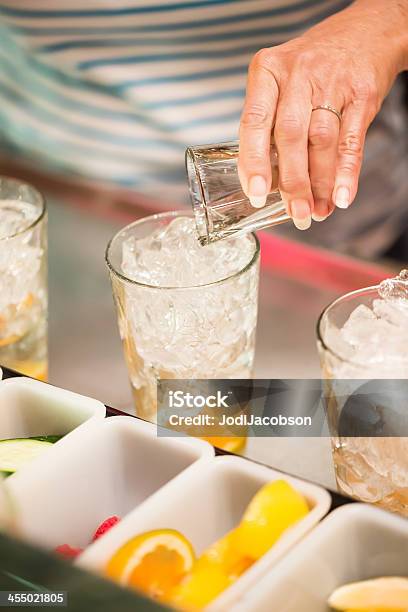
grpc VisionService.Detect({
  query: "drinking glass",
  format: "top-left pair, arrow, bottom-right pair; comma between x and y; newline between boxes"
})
186,140 -> 289,245
106,211 -> 260,452
317,287 -> 408,515
0,178 -> 47,380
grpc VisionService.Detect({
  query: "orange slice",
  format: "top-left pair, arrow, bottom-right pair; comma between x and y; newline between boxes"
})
105,529 -> 195,603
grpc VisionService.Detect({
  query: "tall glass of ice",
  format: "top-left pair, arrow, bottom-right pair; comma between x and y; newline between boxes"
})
106,211 -> 260,452
317,273 -> 408,515
0,178 -> 47,380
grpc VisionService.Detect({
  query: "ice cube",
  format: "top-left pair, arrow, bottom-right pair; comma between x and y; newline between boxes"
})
344,304 -> 376,325
323,323 -> 355,360
0,200 -> 38,240
337,437 -> 408,506
342,318 -> 399,360
341,305 -> 376,347
121,216 -> 255,288
372,298 -> 408,327
378,270 -> 408,299
0,201 -> 42,315
329,290 -> 408,372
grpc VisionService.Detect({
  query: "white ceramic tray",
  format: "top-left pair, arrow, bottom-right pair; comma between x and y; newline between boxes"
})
78,455 -> 331,610
4,371 -> 381,612
0,376 -> 106,441
232,503 -> 408,611
6,415 -> 214,550
0,375 -> 106,486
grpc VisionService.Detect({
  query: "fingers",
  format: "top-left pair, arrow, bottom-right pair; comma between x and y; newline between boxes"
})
274,83 -> 313,229
333,101 -> 371,210
308,107 -> 340,222
238,50 -> 279,208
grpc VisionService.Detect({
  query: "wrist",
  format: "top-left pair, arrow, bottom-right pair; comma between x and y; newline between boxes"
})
351,0 -> 408,72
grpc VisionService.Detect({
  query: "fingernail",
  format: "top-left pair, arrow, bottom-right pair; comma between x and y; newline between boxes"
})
335,186 -> 350,209
312,200 -> 329,222
312,213 -> 327,222
248,175 -> 267,208
291,199 -> 311,230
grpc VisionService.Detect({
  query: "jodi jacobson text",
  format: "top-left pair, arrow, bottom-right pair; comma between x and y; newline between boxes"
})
168,414 -> 312,427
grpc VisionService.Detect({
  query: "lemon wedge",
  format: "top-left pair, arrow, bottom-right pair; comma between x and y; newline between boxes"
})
236,479 -> 309,559
172,530 -> 252,610
329,577 -> 408,611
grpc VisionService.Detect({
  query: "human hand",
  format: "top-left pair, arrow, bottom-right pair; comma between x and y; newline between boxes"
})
238,0 -> 408,229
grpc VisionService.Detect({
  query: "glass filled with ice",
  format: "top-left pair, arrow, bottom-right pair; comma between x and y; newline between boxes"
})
317,271 -> 408,515
106,211 -> 260,452
0,178 -> 47,380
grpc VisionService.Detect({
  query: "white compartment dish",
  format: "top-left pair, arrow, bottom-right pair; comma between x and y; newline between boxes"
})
6,416 -> 214,550
78,455 -> 331,610
232,503 -> 408,611
0,376 -> 106,440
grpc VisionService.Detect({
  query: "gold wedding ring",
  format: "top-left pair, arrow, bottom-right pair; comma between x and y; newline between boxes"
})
312,104 -> 342,122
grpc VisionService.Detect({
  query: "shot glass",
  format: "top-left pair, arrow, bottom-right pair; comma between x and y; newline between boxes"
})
0,178 -> 47,380
317,287 -> 408,516
106,211 -> 260,452
186,140 -> 289,245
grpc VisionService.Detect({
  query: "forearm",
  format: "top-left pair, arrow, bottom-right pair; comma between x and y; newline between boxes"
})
350,0 -> 408,71
301,0 -> 408,96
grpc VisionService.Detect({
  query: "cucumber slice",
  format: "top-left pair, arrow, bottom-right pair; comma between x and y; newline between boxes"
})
30,435 -> 63,444
0,439 -> 53,474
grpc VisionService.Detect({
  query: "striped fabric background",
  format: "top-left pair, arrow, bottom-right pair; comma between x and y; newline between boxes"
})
0,0 -> 350,200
